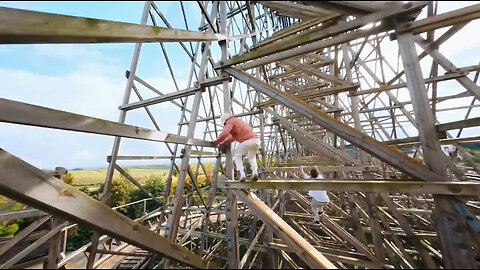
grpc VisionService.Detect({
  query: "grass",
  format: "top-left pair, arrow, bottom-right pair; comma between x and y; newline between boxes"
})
70,167 -> 169,186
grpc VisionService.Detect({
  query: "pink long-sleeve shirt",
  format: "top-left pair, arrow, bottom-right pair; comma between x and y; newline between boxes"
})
213,118 -> 258,145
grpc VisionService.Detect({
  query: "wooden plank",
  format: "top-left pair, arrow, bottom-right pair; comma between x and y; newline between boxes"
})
225,190 -> 240,268
397,3 -> 480,34
263,165 -> 377,173
200,155 -> 222,255
398,32 -> 476,268
218,180 -> 480,196
47,217 -> 64,269
224,2 -> 426,66
0,98 -> 213,148
258,83 -> 359,107
0,208 -> 47,222
259,1 -> 332,19
232,189 -> 336,269
0,149 -> 216,269
0,7 -> 223,44
416,36 -> 480,101
0,215 -> 51,257
1,221 -> 68,268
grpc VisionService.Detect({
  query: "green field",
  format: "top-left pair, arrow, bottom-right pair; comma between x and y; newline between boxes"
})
70,166 -> 169,186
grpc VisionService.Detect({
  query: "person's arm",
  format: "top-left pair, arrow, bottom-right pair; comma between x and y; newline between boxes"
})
222,135 -> 236,144
299,166 -> 307,179
315,166 -> 323,179
213,121 -> 233,146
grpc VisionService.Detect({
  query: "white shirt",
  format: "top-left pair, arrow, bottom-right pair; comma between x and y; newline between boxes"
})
304,174 -> 330,203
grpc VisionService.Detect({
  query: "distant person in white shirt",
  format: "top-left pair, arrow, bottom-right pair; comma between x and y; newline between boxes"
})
299,165 -> 330,224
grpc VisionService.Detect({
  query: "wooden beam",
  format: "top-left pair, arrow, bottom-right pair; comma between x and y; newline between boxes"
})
0,7 -> 224,44
398,31 -> 476,268
260,1 -> 332,19
224,2 -> 426,67
263,165 -> 376,173
0,149 -> 216,269
0,98 -> 213,148
0,215 -> 51,257
396,3 -> 480,35
231,188 -> 336,269
120,75 -> 228,111
258,83 -> 359,108
219,180 -> 480,196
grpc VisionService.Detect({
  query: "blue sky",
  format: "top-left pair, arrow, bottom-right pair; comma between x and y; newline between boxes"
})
0,1 -> 206,169
0,1 -> 479,170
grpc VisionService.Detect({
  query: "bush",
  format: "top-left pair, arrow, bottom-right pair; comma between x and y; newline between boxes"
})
196,175 -> 209,189
65,226 -> 93,252
129,174 -> 167,215
61,172 -> 74,185
144,174 -> 166,197
169,176 -> 179,194
0,223 -> 19,237
203,161 -> 215,175
109,179 -> 134,212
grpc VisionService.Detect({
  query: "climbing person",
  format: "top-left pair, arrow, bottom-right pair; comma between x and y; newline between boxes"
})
299,165 -> 330,224
213,113 -> 260,182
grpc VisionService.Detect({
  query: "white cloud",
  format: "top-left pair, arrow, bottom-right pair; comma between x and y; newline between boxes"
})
0,67 -> 123,121
0,45 -> 184,169
69,149 -> 95,162
33,44 -> 105,61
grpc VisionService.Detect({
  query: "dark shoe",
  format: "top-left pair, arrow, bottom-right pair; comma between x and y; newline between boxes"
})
252,174 -> 258,182
240,176 -> 246,182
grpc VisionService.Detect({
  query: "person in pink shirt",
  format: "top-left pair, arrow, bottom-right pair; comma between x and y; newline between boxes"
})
213,113 -> 260,182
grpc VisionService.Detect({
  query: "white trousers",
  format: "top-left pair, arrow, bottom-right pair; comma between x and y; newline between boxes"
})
234,138 -> 259,178
312,199 -> 327,222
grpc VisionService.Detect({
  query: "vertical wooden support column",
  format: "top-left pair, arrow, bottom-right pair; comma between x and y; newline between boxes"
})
86,3 -> 152,268
164,0 -> 220,251
161,5 -> 218,268
257,68 -> 275,268
342,44 -> 366,162
158,20 -> 204,229
342,43 -> 371,251
356,60 -> 386,262
347,194 -> 368,245
257,88 -> 266,171
366,193 -> 386,262
398,31 -> 476,269
225,189 -> 239,268
200,153 -> 222,255
165,90 -> 203,241
219,1 -> 239,268
45,218 -> 63,269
